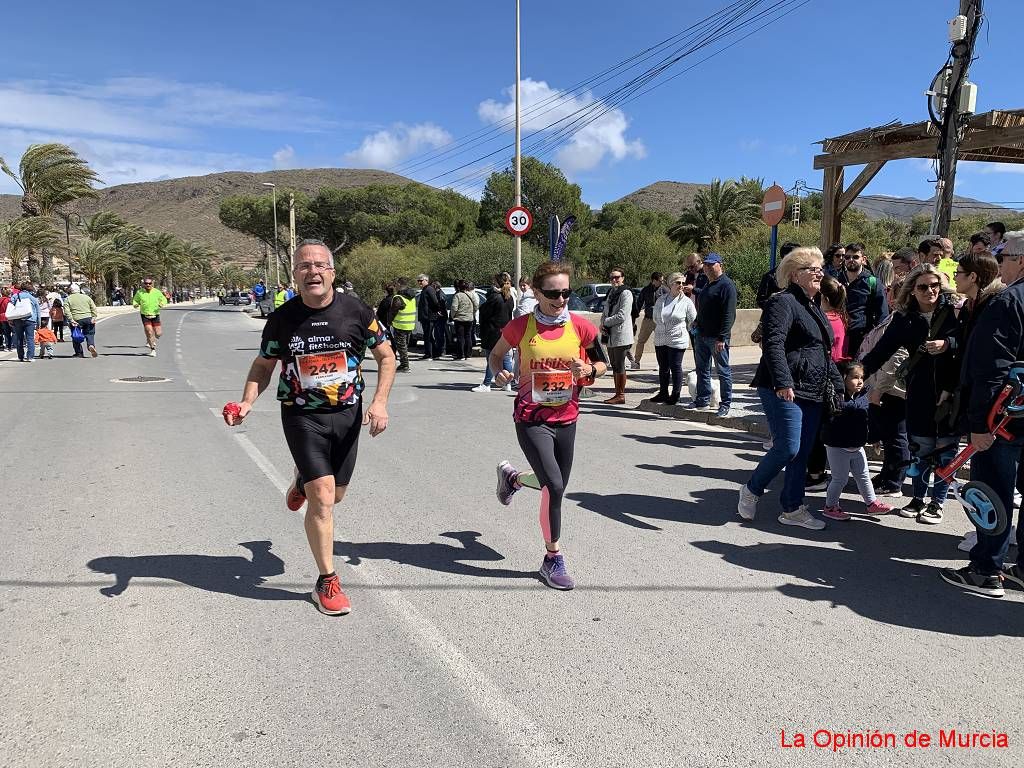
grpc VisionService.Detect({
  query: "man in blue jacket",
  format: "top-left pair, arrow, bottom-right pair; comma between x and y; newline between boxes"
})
941,231 -> 1024,598
688,253 -> 736,417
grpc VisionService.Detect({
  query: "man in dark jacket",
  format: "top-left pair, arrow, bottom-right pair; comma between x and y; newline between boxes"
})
941,231 -> 1024,598
755,242 -> 800,310
688,253 -> 737,417
415,274 -> 445,360
840,242 -> 888,355
631,272 -> 663,369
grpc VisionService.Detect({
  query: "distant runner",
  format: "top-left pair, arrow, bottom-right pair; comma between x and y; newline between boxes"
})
491,261 -> 607,590
132,277 -> 168,356
224,239 -> 396,615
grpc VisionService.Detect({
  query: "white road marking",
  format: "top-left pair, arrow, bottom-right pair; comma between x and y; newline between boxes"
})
218,408 -> 562,766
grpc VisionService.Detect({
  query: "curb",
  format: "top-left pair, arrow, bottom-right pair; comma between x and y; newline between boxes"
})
636,399 -> 769,436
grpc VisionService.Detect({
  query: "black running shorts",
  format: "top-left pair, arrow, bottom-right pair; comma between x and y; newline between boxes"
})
281,405 -> 362,488
141,315 -> 161,326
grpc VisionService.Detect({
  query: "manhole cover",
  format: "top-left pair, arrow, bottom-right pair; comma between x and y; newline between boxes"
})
111,376 -> 172,384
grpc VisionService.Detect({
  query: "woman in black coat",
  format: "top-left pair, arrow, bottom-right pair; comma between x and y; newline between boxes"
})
473,274 -> 515,392
862,264 -> 960,525
739,247 -> 843,530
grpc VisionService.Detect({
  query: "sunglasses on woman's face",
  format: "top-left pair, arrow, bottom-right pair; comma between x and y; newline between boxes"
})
538,288 -> 573,300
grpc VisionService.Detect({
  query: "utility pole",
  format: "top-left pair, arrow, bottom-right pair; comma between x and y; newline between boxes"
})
288,193 -> 296,255
930,0 -> 982,236
263,182 -> 280,286
514,0 -> 522,287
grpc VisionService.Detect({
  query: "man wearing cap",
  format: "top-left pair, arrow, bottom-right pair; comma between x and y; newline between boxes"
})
941,230 -> 1024,598
688,253 -> 736,417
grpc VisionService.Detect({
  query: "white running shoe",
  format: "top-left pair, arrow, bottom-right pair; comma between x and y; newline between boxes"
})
471,384 -> 491,392
778,505 -> 826,530
738,484 -> 758,521
503,383 -> 513,392
149,347 -> 157,357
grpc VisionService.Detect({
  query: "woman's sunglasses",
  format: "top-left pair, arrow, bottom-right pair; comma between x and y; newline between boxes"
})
538,288 -> 573,300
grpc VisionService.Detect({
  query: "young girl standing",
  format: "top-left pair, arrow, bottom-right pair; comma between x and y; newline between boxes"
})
819,276 -> 848,362
822,361 -> 893,520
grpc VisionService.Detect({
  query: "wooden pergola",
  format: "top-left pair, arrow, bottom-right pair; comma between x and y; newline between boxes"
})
814,108 -> 1024,250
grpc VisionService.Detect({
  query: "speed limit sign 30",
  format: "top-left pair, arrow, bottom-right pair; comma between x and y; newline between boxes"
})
504,206 -> 533,237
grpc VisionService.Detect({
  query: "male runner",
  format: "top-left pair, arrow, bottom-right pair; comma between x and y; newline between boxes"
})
491,261 -> 607,590
132,277 -> 168,356
225,239 -> 396,615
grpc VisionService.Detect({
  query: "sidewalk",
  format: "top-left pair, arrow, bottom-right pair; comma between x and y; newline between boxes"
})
629,346 -> 768,436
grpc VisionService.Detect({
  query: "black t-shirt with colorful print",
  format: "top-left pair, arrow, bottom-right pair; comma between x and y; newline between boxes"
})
259,292 -> 388,412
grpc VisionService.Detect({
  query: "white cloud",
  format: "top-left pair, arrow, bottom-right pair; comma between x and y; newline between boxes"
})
0,77 -> 336,142
477,78 -> 645,175
273,145 -> 296,169
961,160 -> 1024,175
343,123 -> 451,168
0,128 -> 267,191
739,138 -> 764,152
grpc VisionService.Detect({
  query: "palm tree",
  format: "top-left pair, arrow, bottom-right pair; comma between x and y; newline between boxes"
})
82,211 -> 128,240
215,265 -> 247,290
667,179 -> 760,250
139,231 -> 184,292
1,217 -> 61,283
72,237 -> 129,306
0,143 -> 99,283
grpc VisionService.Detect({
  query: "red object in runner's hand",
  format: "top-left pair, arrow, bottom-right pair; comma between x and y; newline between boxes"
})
223,402 -> 241,424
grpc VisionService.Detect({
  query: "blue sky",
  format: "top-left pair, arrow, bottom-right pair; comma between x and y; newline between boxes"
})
2,0 -> 1022,211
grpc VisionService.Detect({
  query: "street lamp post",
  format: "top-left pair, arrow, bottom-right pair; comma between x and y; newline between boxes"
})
62,211 -> 82,284
262,182 -> 279,286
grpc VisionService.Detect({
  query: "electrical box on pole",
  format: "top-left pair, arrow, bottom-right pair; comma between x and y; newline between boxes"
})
929,0 -> 982,237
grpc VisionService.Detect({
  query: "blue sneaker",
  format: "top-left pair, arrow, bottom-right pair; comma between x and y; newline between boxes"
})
684,399 -> 709,409
495,460 -> 521,506
715,404 -> 731,418
539,553 -> 575,590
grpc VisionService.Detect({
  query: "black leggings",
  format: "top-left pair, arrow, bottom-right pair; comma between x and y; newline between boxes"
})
454,320 -> 473,359
655,345 -> 684,395
516,421 -> 576,543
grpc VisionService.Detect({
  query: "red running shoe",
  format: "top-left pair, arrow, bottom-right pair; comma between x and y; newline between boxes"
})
286,477 -> 306,512
312,574 -> 350,615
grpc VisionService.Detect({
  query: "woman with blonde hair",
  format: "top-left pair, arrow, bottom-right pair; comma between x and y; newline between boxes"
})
739,247 -> 842,530
862,264 -> 960,524
649,272 -> 696,404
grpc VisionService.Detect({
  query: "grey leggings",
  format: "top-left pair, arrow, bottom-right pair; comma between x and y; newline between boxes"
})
515,421 -> 576,542
825,446 -> 875,508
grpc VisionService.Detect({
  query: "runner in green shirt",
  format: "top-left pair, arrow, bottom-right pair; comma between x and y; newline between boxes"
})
132,277 -> 168,357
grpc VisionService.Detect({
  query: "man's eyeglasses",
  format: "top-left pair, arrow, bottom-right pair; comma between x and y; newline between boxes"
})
915,282 -> 941,292
672,280 -> 685,285
538,288 -> 573,300
996,253 -> 1022,264
295,262 -> 334,273
609,274 -> 624,280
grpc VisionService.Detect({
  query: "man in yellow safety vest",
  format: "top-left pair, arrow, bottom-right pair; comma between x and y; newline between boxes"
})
274,283 -> 290,309
389,277 -> 416,372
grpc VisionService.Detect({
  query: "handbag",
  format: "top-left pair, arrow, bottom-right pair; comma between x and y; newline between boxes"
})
71,325 -> 85,344
5,296 -> 32,320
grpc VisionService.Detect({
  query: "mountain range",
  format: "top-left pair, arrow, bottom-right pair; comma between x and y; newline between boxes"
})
2,171 -> 1019,269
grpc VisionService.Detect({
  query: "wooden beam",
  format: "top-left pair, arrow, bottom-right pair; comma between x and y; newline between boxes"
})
838,162 -> 886,212
819,166 -> 844,252
814,126 -> 1024,169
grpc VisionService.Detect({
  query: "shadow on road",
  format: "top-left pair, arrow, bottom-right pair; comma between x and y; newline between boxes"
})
568,489 -> 741,531
335,530 -> 536,581
693,538 -> 1024,637
86,541 -> 306,601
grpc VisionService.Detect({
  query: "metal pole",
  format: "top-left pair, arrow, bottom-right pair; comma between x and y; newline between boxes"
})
289,193 -> 296,254
514,0 -> 522,285
271,186 -> 279,286
65,216 -> 72,283
769,225 -> 779,271
930,0 -> 981,236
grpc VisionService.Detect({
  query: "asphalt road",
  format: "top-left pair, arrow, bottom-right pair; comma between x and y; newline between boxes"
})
2,304 -> 1021,768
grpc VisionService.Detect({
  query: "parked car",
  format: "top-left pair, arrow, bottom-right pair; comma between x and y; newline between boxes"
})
223,291 -> 252,306
575,283 -> 612,303
581,286 -> 641,314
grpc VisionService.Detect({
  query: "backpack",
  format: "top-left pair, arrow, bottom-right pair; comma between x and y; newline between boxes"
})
855,311 -> 894,361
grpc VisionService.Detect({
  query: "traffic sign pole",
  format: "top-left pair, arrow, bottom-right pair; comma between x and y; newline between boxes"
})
769,224 -> 779,271
761,184 -> 787,273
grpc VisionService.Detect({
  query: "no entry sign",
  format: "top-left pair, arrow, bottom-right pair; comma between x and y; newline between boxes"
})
761,185 -> 787,227
505,206 -> 533,237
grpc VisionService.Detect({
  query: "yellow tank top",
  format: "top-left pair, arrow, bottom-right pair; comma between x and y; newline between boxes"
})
518,314 -> 582,411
